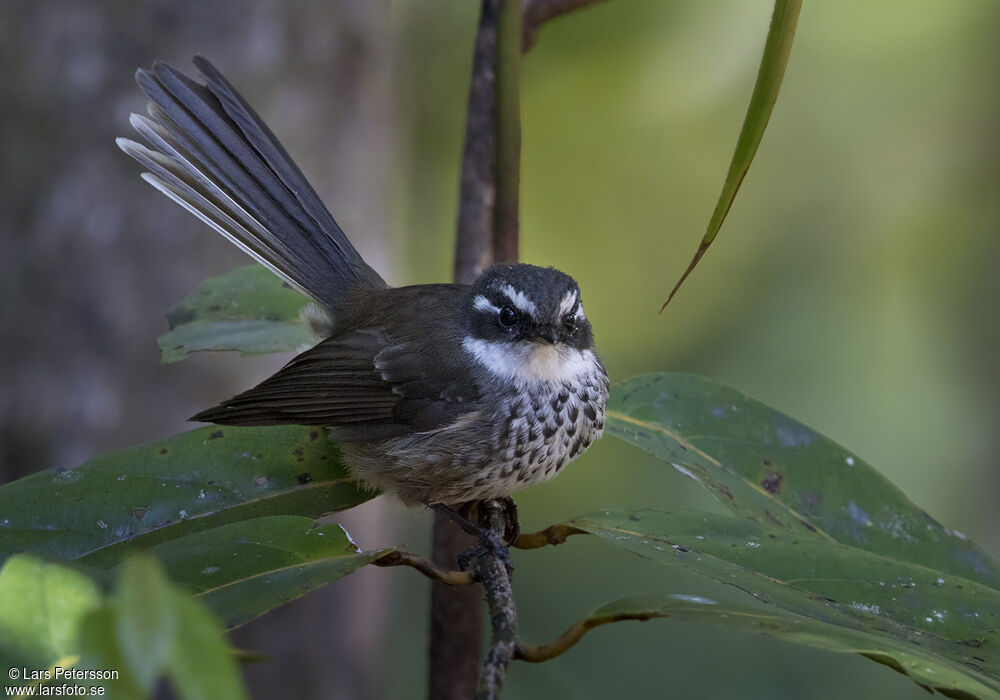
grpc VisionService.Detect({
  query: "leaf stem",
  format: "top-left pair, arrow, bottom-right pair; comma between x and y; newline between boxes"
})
513,523 -> 585,549
516,611 -> 660,663
373,551 -> 476,586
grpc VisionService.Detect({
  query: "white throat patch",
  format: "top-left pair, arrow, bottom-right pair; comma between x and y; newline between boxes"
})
462,337 -> 595,386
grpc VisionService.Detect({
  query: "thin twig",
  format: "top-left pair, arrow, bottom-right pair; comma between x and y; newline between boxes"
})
516,610 -> 661,663
513,523 -> 584,549
522,0 -> 609,51
373,550 -> 477,586
474,501 -> 519,699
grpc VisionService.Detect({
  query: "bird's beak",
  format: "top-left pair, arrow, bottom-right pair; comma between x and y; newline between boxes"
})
538,327 -> 560,345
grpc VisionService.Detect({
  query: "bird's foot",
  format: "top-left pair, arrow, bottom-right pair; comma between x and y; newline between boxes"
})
432,501 -> 516,578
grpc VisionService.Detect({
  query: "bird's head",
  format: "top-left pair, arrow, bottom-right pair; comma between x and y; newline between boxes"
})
462,264 -> 597,385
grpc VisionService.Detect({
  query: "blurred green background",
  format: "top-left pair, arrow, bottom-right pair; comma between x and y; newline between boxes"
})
3,1 -> 999,698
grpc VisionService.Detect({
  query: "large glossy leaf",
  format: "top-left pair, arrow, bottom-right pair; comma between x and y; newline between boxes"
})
573,509 -> 1000,698
159,264 -> 314,364
0,425 -> 375,569
571,595 -> 997,699
606,373 -> 1000,589
145,516 -> 391,629
662,0 -> 802,308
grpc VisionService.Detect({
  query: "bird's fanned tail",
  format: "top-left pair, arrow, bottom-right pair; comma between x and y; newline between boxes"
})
117,57 -> 386,311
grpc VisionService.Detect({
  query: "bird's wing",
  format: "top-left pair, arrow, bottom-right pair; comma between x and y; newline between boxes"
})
192,328 -> 480,438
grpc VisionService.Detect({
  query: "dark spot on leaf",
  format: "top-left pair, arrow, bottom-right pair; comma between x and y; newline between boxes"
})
628,514 -> 639,522
293,448 -> 304,456
159,448 -> 168,455
802,522 -> 817,532
762,471 -> 782,495
716,485 -> 733,500
763,458 -> 771,466
166,307 -> 197,327
209,430 -> 224,440
297,473 -> 312,485
961,639 -> 984,648
675,545 -> 690,553
132,508 -> 148,519
208,304 -> 222,312
763,510 -> 782,527
309,430 -> 319,441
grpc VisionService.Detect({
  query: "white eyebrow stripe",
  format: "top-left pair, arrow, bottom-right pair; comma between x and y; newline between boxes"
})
574,302 -> 585,320
498,284 -> 537,316
473,294 -> 499,313
557,290 -> 579,317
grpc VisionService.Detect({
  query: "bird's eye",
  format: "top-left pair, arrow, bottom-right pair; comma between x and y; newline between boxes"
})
563,314 -> 577,333
498,305 -> 519,328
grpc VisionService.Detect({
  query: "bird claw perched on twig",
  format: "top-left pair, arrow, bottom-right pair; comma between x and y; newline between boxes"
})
433,500 -> 519,578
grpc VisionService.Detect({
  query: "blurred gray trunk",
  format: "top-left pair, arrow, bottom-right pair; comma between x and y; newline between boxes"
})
0,2 -> 396,698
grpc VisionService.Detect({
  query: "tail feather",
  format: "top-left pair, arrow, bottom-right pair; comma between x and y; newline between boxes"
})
118,57 -> 386,309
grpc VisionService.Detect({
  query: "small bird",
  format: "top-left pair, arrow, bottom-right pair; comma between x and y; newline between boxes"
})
118,58 -> 608,507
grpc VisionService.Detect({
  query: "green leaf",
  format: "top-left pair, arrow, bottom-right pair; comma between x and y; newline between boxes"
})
158,264 -> 314,363
0,555 -> 102,673
145,516 -> 392,629
115,556 -> 177,692
573,509 -> 1000,698
77,556 -> 249,700
606,373 -> 1000,589
166,594 -> 248,700
0,425 -> 376,569
662,0 -> 802,309
581,595 -> 998,699
77,606 -> 146,699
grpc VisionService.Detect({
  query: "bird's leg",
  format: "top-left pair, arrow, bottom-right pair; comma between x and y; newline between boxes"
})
432,502 -> 515,577
497,496 -> 520,545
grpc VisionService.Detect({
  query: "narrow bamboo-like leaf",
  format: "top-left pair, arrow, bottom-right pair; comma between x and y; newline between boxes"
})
573,509 -> 1000,698
158,264 -> 315,363
145,516 -> 391,629
662,0 -> 802,309
606,373 -> 1000,589
0,425 -> 375,569
577,595 -> 998,699
0,555 -> 102,674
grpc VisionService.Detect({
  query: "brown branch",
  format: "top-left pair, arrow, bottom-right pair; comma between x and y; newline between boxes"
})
513,523 -> 584,549
474,501 -> 519,699
428,513 -> 482,700
373,550 -> 477,586
522,0 -> 609,51
432,0 -> 502,694
493,0 -> 522,264
453,0 -> 500,285
516,610 -> 661,663
437,0 -> 601,695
